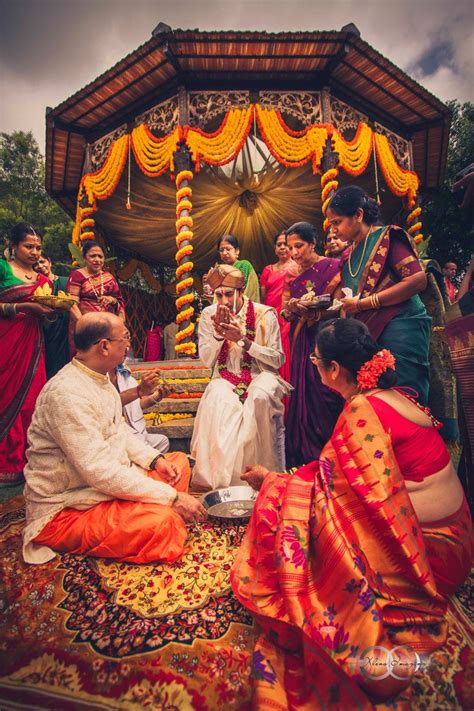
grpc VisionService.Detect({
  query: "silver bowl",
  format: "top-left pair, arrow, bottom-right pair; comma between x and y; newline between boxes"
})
201,486 -> 257,524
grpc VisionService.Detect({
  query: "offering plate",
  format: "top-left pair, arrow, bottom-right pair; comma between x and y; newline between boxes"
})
201,486 -> 257,524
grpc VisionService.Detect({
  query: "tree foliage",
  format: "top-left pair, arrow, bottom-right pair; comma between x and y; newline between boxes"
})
423,101 -> 474,271
0,130 -> 73,273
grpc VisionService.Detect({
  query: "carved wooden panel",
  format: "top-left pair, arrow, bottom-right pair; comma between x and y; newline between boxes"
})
374,123 -> 411,169
188,92 -> 250,127
90,125 -> 128,170
135,97 -> 179,134
330,97 -> 368,136
258,92 -> 321,125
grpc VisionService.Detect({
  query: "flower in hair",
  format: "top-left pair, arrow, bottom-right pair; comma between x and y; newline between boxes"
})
356,349 -> 396,391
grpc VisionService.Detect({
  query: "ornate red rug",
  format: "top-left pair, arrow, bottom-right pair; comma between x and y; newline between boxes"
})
0,494 -> 472,710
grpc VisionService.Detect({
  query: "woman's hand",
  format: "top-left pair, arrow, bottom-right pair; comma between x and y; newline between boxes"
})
241,465 -> 269,491
98,295 -> 117,307
287,297 -> 308,315
340,296 -> 360,316
19,302 -> 55,317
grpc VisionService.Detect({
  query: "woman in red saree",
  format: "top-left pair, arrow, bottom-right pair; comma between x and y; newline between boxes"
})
260,232 -> 298,382
232,319 -> 472,710
0,223 -> 54,486
67,240 -> 125,355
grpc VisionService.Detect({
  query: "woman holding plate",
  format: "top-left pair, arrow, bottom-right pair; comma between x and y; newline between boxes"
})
67,240 -> 125,355
0,223 -> 54,486
327,185 -> 431,404
280,222 -> 343,466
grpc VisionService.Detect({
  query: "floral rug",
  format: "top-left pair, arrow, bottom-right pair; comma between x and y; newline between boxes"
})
0,494 -> 472,710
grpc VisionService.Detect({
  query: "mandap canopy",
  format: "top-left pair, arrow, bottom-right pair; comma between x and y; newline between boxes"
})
46,26 -> 451,355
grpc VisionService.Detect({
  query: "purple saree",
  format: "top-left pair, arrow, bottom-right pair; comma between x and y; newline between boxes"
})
285,258 -> 343,467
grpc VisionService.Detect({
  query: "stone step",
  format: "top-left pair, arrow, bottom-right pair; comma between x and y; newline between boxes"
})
129,358 -> 211,381
147,417 -> 195,439
144,397 -> 201,414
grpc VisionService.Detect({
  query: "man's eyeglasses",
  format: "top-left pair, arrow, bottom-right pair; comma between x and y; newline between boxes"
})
93,333 -> 131,345
309,352 -> 323,365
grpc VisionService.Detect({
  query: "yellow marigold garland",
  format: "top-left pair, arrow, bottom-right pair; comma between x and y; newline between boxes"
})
320,168 -> 340,233
321,180 -> 339,203
184,107 -> 253,171
131,124 -> 180,177
175,169 -> 196,356
175,323 -> 195,343
374,133 -> 419,208
331,123 -> 372,177
176,262 -> 193,279
176,293 -> 194,310
176,306 -> 194,323
176,245 -> 193,262
256,105 -> 328,172
406,198 -> 424,246
176,170 -> 193,188
176,215 -> 193,231
407,207 -> 422,222
176,186 -> 192,202
407,222 -> 422,235
176,199 -> 193,217
176,229 -> 194,248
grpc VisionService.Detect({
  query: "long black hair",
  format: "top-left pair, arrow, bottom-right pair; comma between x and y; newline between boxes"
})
316,319 -> 397,389
328,186 -> 381,226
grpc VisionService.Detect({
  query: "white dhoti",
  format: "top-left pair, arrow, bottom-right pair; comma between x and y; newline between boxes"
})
191,299 -> 290,490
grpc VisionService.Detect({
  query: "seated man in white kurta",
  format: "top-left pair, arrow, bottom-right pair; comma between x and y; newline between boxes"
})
191,265 -> 291,490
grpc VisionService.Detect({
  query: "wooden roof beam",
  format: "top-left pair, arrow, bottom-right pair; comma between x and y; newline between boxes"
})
50,118 -> 91,138
320,42 -> 351,83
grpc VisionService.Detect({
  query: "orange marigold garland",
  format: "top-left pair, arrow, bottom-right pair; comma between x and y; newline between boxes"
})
331,123 -> 373,177
175,169 -> 196,356
374,133 -> 419,208
320,167 -> 340,234
406,197 -> 425,247
184,107 -> 253,171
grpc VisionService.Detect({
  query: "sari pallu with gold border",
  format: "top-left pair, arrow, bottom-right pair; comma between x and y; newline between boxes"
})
231,395 -> 471,710
0,273 -> 49,485
342,226 -> 431,404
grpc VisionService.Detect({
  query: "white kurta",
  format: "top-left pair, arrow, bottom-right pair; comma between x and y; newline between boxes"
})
117,369 -> 169,453
191,299 -> 291,489
23,359 -> 176,564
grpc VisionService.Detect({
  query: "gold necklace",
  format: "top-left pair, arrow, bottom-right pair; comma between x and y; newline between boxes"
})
87,270 -> 104,300
12,260 -> 36,280
347,227 -> 373,279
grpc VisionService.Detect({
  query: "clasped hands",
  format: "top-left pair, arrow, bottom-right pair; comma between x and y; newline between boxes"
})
211,305 -> 242,342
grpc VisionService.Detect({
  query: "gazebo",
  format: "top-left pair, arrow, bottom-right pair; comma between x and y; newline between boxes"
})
45,23 -> 451,356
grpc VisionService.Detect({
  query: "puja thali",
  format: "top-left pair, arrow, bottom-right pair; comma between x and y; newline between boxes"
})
201,486 -> 257,524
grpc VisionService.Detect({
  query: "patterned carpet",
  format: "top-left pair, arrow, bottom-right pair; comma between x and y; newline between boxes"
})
0,494 -> 472,710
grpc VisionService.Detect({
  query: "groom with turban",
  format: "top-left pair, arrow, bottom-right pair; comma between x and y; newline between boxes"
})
191,264 -> 290,489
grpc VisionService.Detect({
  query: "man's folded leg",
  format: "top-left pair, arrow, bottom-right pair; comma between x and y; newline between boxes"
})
34,453 -> 192,564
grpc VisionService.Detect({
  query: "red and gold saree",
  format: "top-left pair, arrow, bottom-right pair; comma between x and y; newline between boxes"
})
231,394 -> 472,709
0,264 -> 50,485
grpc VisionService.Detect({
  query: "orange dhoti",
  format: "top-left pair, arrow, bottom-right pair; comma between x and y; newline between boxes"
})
34,452 -> 191,564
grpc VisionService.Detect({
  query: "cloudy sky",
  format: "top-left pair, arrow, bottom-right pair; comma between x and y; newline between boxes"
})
0,0 -> 473,153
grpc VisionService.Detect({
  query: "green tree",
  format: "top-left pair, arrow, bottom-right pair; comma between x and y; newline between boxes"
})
0,130 -> 73,273
423,101 -> 474,272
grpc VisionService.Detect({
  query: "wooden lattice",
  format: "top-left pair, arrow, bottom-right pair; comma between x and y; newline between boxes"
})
121,286 -> 176,359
